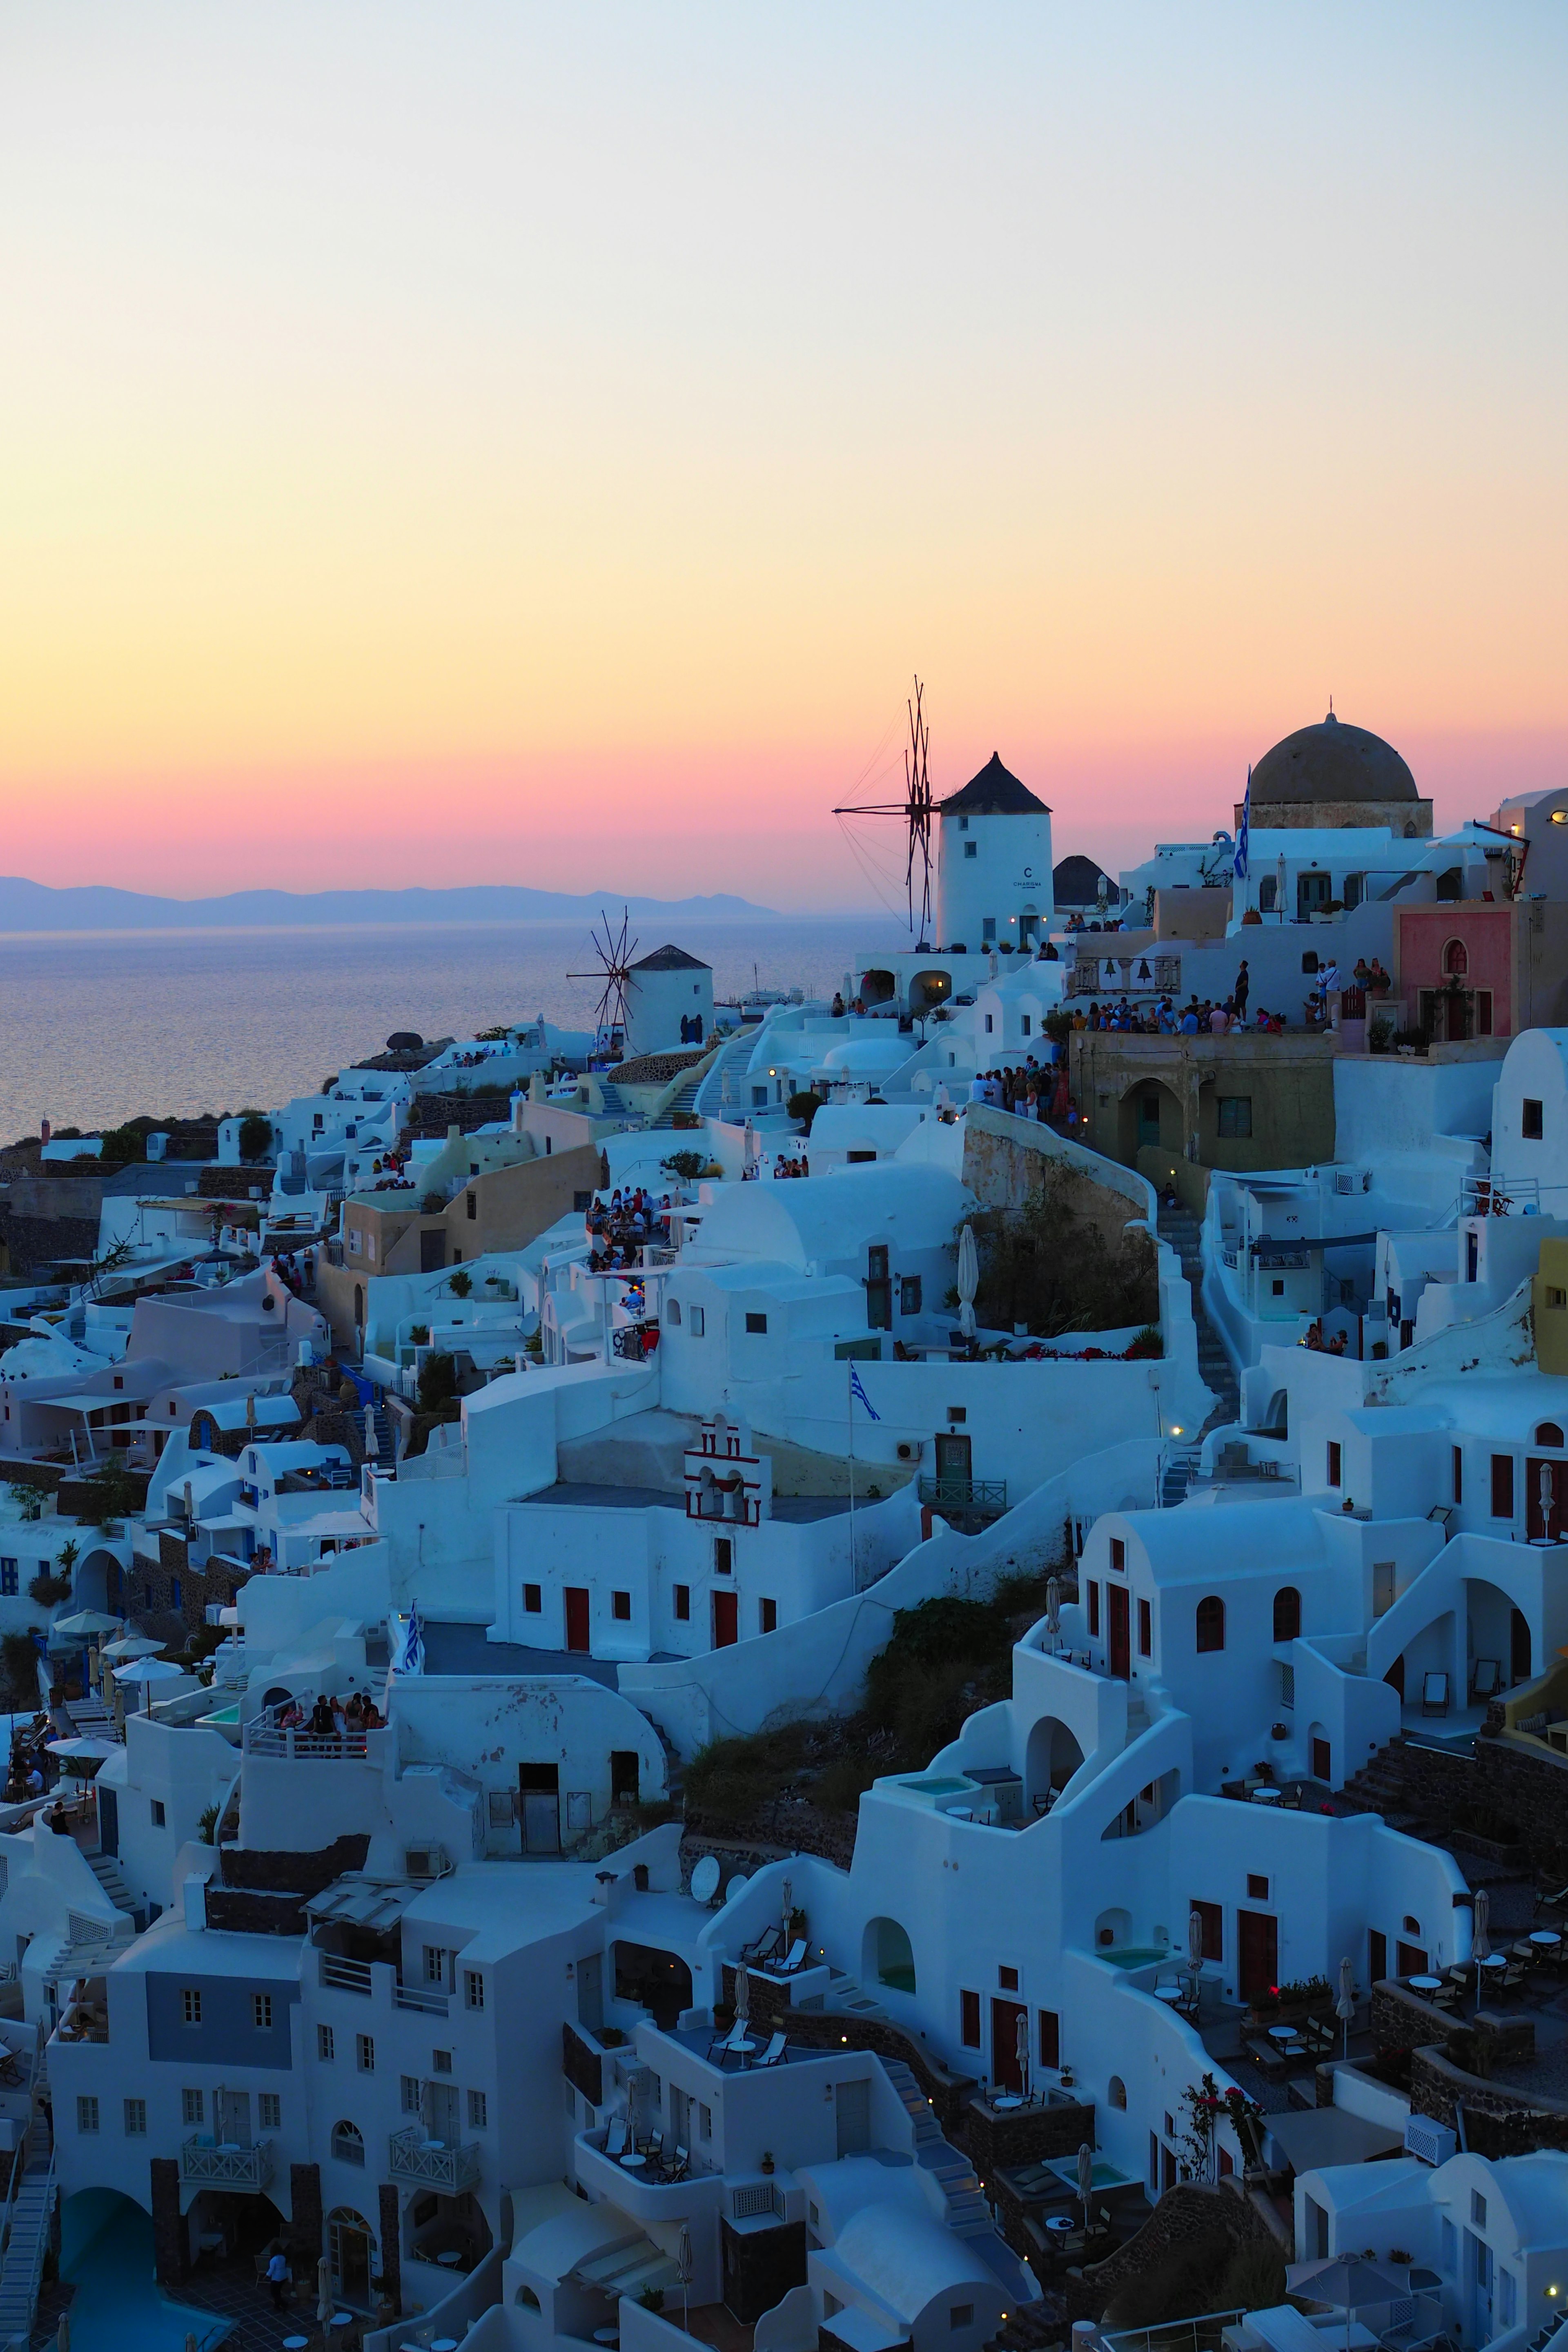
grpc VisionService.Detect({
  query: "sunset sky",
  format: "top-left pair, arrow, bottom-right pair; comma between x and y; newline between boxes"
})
2,3 -> 1564,914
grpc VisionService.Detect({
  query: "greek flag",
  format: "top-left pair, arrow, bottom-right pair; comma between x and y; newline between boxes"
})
395,1604 -> 425,1677
1233,765 -> 1251,880
848,1364 -> 880,1421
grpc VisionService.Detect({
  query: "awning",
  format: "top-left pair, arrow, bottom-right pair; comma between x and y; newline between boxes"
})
573,2238 -> 681,2298
306,1879 -> 420,1933
1266,2107 -> 1404,2173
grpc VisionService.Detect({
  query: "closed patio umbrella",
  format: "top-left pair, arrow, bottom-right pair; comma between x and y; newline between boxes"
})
1045,1578 -> 1061,1654
316,2253 -> 334,2331
676,2221 -> 693,2330
1472,1887 -> 1491,2012
1187,1906 -> 1207,1998
957,1224 -> 979,1341
1015,2009 -> 1029,2101
1336,1957 -> 1356,2058
1076,2142 -> 1094,2231
733,1965 -> 751,2025
781,1876 -> 793,1942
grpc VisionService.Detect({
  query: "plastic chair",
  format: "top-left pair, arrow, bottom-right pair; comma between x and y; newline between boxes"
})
1421,1672 -> 1451,1717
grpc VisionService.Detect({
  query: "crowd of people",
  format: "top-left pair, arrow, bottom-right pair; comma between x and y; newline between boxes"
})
4,1718 -> 54,1805
1300,1319 -> 1350,1356
274,1689 -> 385,1739
585,1187 -> 674,1270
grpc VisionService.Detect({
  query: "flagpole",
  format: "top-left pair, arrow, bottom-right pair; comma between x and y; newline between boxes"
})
846,1359 -> 856,1587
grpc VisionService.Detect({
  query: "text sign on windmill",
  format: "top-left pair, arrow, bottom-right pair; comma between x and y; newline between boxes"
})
568,910 -> 638,1062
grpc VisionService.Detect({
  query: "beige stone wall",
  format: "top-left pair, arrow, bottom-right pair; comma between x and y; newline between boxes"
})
1069,1031 -> 1338,1174
1233,797 -> 1434,835
961,1114 -> 1145,1248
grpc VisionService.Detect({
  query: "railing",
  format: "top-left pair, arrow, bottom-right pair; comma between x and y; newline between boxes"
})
916,1476 -> 1008,1521
394,1982 -> 450,2016
319,1953 -> 374,1996
180,2135 -> 274,2189
388,2125 -> 481,2194
731,2182 -> 784,2221
245,1715 -> 375,1759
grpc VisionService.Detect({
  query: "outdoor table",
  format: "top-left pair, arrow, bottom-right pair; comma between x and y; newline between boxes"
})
329,2319 -> 354,2331
432,2341 -> 460,2352
1154,1985 -> 1185,2004
283,2339 -> 310,2350
1530,1931 -> 1561,1948
1479,1954 -> 1508,1973
1046,2216 -> 1073,2237
1267,2024 -> 1296,2042
594,2332 -> 621,2345
1250,1786 -> 1281,1804
437,2247 -> 465,2261
619,2151 -> 647,2169
1408,1976 -> 1443,1992
992,2094 -> 1023,2109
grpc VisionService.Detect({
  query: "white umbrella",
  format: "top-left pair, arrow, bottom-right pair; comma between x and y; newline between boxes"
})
733,1965 -> 751,2025
363,1403 -> 380,1461
1336,1957 -> 1356,2058
1077,2141 -> 1094,2231
102,1635 -> 164,1662
676,2221 -> 694,2330
1045,1577 -> 1061,1653
45,1737 -> 114,1768
111,1657 -> 183,1685
1472,1887 -> 1491,2012
781,1875 -> 793,1943
1015,2009 -> 1030,2101
1292,2252 -> 1409,2352
957,1224 -> 979,1341
51,1611 -> 121,1639
316,2253 -> 334,2331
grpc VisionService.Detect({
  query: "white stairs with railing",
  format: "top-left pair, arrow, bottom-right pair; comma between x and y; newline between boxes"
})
0,2106 -> 55,2350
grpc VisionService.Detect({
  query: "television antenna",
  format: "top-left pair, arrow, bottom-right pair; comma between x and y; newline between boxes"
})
834,678 -> 935,942
568,907 -> 639,1051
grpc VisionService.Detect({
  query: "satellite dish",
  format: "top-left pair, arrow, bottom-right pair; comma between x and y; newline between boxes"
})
689,1854 -> 720,1904
723,1872 -> 749,1904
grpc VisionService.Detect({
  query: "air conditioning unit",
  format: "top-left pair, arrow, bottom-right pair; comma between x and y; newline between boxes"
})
896,1441 -> 920,1462
404,1845 -> 450,1882
1334,1168 -> 1372,1194
1404,2116 -> 1457,2166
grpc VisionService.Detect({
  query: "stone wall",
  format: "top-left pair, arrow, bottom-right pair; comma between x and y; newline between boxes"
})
965,2094 -> 1099,2190
1065,2180 -> 1280,2321
719,1966 -> 978,2136
378,2181 -> 402,2314
150,2154 -> 184,2289
123,1540 -> 249,1636
290,2160 -> 323,2263
220,1831 -> 371,1892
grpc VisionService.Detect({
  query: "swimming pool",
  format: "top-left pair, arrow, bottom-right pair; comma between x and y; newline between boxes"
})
60,2193 -> 231,2351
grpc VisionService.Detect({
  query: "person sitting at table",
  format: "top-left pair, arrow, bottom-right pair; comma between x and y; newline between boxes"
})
308,1694 -> 337,1742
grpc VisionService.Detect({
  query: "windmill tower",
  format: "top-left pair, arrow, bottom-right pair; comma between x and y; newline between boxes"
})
833,678 -> 936,943
568,909 -> 638,1057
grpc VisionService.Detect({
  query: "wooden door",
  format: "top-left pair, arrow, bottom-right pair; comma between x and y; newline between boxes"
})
1526,1459 -> 1568,1542
991,1998 -> 1027,2092
713,1590 -> 738,1648
1397,1940 -> 1427,1977
1512,1609 -> 1532,1684
1368,1930 -> 1388,1986
935,1434 -> 972,1486
1107,1584 -> 1131,1680
564,1588 -> 590,1652
1311,1735 -> 1332,1782
519,1764 -> 559,1853
426,2082 -> 460,2145
1237,1909 -> 1278,2002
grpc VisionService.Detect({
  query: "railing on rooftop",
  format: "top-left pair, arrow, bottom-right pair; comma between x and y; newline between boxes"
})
245,1715 -> 376,1759
319,1953 -> 374,1996
394,1982 -> 449,2016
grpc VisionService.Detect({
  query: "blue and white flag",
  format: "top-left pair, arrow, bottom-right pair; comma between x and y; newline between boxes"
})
848,1364 -> 880,1421
395,1604 -> 425,1677
1233,764 -> 1251,880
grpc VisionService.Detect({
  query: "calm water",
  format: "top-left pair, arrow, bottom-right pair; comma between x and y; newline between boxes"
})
0,917 -> 905,1142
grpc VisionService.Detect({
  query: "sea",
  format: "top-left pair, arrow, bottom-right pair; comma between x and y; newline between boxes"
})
0,916 -> 909,1144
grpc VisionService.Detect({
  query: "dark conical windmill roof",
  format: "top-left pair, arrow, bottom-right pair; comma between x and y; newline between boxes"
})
630,943 -> 711,972
938,753 -> 1050,817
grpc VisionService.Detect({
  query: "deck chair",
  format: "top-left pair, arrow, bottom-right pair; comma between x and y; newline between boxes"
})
743,1925 -> 783,1964
773,1937 -> 808,1974
708,2018 -> 754,2068
753,2031 -> 788,2069
604,2116 -> 628,2158
1470,1659 -> 1502,1701
668,2145 -> 690,2180
1421,1672 -> 1451,1717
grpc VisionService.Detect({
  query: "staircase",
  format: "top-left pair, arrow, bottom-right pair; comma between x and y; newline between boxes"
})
1335,1736 -> 1427,1833
1156,1202 -> 1241,1439
86,1853 -> 139,1922
824,1967 -> 887,2022
64,1693 -> 117,1741
651,1076 -> 704,1131
0,2107 -> 54,2350
1161,1446 -> 1201,1507
882,2059 -> 1037,2305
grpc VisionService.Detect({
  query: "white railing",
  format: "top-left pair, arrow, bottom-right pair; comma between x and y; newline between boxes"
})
245,1715 -> 376,1759
319,1953 -> 374,1996
388,2125 -> 481,2193
394,1981 -> 450,2016
180,2136 -> 274,2189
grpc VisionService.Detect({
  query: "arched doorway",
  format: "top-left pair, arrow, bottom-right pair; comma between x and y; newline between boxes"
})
859,969 -> 897,1007
863,1917 -> 916,1994
1118,1079 -> 1182,1163
908,969 -> 953,1013
328,2206 -> 375,2307
74,1547 -> 124,1616
1025,1717 -> 1085,1813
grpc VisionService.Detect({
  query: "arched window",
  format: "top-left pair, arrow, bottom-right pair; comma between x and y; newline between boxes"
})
1536,1421 -> 1564,1448
1108,2076 -> 1127,2110
1403,1915 -> 1420,1936
516,2287 -> 542,2310
1443,940 -> 1468,977
1272,1587 -> 1301,1642
665,1298 -> 682,1326
1195,1595 -> 1225,1653
331,2121 -> 365,2166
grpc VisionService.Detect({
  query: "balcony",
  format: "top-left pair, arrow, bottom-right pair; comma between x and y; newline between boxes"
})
388,2125 -> 481,2194
916,1475 -> 1008,1528
180,2136 -> 274,2190
319,1953 -> 374,1996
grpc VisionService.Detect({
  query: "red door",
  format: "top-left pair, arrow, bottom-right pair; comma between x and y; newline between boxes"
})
713,1590 -> 738,1648
1107,1584 -> 1130,1680
1237,1910 -> 1278,2002
564,1589 -> 590,1653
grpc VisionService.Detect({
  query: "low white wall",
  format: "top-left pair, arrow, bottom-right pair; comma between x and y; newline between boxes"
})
619,1438 -> 1158,1755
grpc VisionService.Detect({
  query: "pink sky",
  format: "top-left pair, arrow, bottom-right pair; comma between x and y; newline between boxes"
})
2,7 -> 1563,912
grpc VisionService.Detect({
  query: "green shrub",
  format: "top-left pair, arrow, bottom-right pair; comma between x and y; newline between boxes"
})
787,1092 -> 822,1132
662,1150 -> 706,1183
416,1352 -> 458,1416
448,1270 -> 472,1299
238,1111 -> 273,1161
